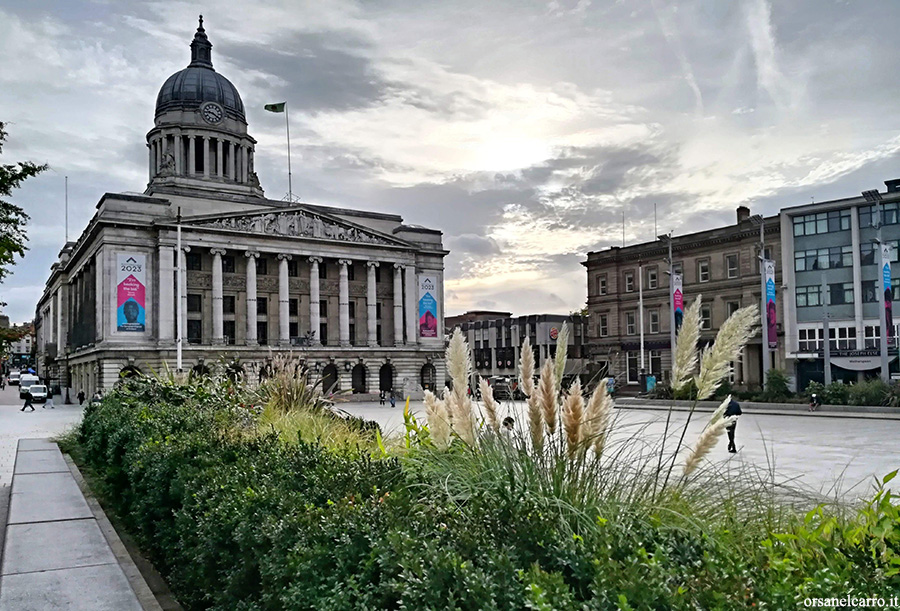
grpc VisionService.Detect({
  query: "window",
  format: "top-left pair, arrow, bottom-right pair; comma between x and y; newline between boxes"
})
186,253 -> 202,271
894,278 -> 900,301
598,314 -> 608,337
319,323 -> 328,346
626,312 -> 636,335
348,301 -> 356,319
649,309 -> 660,333
319,300 -> 328,317
289,298 -> 299,316
700,304 -> 712,330
726,301 -> 740,318
289,321 -> 299,338
828,326 -> 857,351
187,294 -> 201,312
187,319 -> 202,344
256,258 -> 268,275
597,274 -> 607,295
798,327 -> 822,352
698,259 -> 710,283
288,260 -> 298,277
862,280 -> 879,303
222,256 -> 235,273
726,254 -> 739,279
376,303 -> 382,319
257,321 -> 268,345
349,323 -> 356,345
672,261 -> 683,275
223,320 -> 235,344
861,241 -> 900,265
793,209 -> 851,236
795,246 -> 852,271
347,263 -> 355,281
796,285 -> 822,307
223,295 -> 235,314
865,325 -> 881,349
257,296 -> 268,315
860,202 -> 900,228
828,282 -> 853,305
624,272 -> 635,292
375,265 -> 381,282
649,350 -> 662,376
626,352 -> 639,384
646,267 -> 658,289
319,262 -> 327,279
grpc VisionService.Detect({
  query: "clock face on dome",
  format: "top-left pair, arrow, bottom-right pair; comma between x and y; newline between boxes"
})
201,102 -> 224,124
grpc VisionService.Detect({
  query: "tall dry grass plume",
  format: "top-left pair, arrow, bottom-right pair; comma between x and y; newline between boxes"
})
538,360 -> 558,436
479,377 -> 500,433
424,390 -> 452,449
553,322 -> 569,395
584,378 -> 614,456
519,337 -> 535,397
562,378 -> 584,459
446,329 -> 476,445
694,305 -> 759,399
528,394 -> 544,453
671,296 -> 702,392
256,353 -> 329,413
683,396 -> 736,477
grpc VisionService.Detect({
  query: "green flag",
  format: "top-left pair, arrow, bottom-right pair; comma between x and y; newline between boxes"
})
264,102 -> 286,113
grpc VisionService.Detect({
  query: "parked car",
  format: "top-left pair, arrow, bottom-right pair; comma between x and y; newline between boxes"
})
28,384 -> 47,403
19,374 -> 39,398
489,377 -> 512,400
8,370 -> 20,386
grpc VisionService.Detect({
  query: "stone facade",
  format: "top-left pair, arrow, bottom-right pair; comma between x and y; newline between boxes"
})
33,19 -> 447,399
583,207 -> 784,391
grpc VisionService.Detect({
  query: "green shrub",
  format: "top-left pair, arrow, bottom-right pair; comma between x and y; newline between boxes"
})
847,378 -> 891,406
761,368 -> 791,402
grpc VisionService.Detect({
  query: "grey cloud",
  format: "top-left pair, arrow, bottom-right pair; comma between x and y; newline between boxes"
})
448,234 -> 501,257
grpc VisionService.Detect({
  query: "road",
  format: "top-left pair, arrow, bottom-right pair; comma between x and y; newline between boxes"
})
336,398 -> 900,501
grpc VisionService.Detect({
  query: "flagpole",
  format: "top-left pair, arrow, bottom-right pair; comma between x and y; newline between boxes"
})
285,103 -> 292,202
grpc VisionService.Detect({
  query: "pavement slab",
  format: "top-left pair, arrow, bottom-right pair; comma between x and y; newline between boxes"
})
0,563 -> 143,611
13,449 -> 69,475
8,472 -> 92,524
2,518 -> 117,576
17,439 -> 59,452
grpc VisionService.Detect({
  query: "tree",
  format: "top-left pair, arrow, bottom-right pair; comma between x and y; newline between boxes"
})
0,122 -> 47,282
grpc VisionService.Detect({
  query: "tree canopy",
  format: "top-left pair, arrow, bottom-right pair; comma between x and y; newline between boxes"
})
0,122 -> 47,282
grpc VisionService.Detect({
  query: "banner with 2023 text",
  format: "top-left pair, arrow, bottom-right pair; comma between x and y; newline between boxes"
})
117,253 -> 146,332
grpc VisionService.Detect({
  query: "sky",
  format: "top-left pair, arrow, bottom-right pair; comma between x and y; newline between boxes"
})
3,0 -> 900,324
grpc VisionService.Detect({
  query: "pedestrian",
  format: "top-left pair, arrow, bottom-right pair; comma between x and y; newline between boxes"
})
379,390 -> 385,406
91,389 -> 103,405
725,398 -> 742,453
501,416 -> 515,439
44,387 -> 55,409
389,392 -> 396,408
20,389 -> 35,412
77,390 -> 86,405
808,392 -> 821,412
1,377 -> 5,390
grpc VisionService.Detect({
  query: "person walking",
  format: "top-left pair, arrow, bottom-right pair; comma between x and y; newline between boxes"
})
379,390 -> 385,406
20,389 -> 35,412
725,398 -> 742,453
389,392 -> 396,408
77,390 -> 86,405
44,387 -> 55,409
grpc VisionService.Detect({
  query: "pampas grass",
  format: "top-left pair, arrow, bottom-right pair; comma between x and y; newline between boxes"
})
672,296 -> 702,391
562,378 -> 584,459
527,394 -> 544,453
520,337 -> 535,397
584,378 -> 614,456
553,322 -> 569,395
694,305 -> 759,400
424,390 -> 451,449
683,397 -> 737,477
479,377 -> 500,433
445,329 -> 476,445
538,360 -> 558,436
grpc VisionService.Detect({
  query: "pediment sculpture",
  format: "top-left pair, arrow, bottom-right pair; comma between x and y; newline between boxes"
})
193,210 -> 394,245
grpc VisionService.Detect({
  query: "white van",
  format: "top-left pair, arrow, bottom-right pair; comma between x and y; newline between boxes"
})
8,370 -> 20,386
28,385 -> 47,403
19,374 -> 39,399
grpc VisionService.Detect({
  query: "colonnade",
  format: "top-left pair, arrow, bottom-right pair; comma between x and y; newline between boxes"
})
148,130 -> 254,183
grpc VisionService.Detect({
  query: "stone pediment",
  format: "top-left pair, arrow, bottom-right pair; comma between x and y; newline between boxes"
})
185,207 -> 406,247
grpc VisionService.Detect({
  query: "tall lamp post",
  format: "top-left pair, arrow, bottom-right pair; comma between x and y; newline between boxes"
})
659,232 -> 676,382
862,189 -> 891,382
749,215 -> 771,386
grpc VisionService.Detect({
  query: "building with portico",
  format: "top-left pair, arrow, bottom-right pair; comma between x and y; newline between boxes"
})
34,18 -> 447,398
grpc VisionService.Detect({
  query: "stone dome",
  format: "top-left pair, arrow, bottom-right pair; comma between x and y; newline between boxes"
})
154,16 -> 245,122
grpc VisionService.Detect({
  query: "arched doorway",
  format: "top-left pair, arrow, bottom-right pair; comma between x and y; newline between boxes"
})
379,363 -> 393,392
351,363 -> 367,394
420,363 -> 436,391
322,364 -> 339,394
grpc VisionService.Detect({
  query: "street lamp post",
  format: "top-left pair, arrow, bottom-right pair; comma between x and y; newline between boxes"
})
863,189 -> 891,382
659,232 -> 676,382
750,215 -> 771,387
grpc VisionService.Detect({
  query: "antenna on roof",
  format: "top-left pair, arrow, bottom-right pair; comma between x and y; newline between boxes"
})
65,176 -> 68,242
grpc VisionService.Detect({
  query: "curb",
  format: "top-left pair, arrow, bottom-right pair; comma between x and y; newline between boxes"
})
615,399 -> 900,420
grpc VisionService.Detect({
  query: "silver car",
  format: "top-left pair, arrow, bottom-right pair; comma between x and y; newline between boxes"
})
28,385 -> 48,403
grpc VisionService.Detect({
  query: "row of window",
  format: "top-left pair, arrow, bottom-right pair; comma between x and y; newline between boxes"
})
595,301 -> 742,337
794,242 -> 900,271
186,319 -> 382,347
795,279 -> 900,307
186,294 -> 384,318
598,254 -> 743,295
792,203 -> 900,238
797,324 -> 899,352
185,253 -> 384,282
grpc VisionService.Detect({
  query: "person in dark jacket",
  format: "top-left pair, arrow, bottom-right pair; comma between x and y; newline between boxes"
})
77,390 -> 86,405
725,399 -> 742,453
20,389 -> 35,412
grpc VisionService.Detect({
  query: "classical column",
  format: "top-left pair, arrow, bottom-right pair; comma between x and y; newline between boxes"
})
366,261 -> 379,347
338,259 -> 351,347
309,257 -> 322,346
174,133 -> 182,174
278,254 -> 291,346
179,246 -> 189,341
229,141 -> 236,180
158,244 -> 175,342
211,248 -> 226,345
393,264 -> 404,346
148,143 -> 154,181
154,139 -> 161,174
188,135 -> 196,176
203,136 -> 210,178
405,265 -> 417,345
245,251 -> 259,345
216,139 -> 224,178
242,146 -> 249,183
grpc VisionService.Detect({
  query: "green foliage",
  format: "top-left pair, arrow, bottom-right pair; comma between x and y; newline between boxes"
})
761,368 -> 792,402
0,122 -> 48,282
847,378 -> 891,406
71,375 -> 900,610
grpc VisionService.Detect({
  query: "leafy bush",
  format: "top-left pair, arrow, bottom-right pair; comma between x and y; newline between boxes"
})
847,378 -> 891,406
760,368 -> 792,402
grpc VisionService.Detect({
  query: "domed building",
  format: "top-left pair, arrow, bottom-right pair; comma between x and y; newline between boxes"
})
34,18 -> 447,399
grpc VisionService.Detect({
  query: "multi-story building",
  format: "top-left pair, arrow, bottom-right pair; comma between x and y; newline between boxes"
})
781,179 -> 900,390
583,207 -> 783,390
447,312 -> 588,384
33,19 -> 447,399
